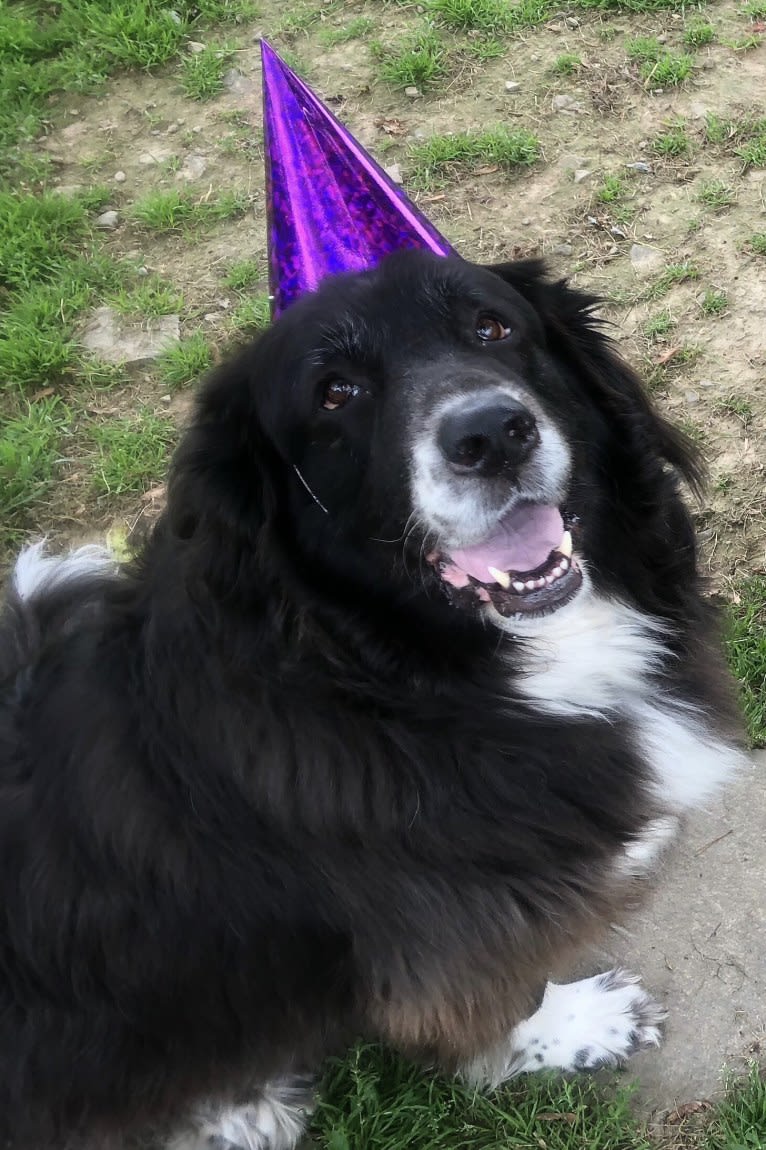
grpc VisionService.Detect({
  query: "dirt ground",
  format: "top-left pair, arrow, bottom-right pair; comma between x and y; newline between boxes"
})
37,0 -> 766,582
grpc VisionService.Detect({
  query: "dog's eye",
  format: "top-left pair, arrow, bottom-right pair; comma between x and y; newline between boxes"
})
476,315 -> 511,343
321,379 -> 359,411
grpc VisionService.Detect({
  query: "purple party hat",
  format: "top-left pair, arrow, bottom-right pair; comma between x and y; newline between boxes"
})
261,40 -> 455,316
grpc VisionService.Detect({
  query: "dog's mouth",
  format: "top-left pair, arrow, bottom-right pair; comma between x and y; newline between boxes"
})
427,503 -> 582,618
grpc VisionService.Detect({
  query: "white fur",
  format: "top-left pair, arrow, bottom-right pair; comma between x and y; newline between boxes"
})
12,541 -> 117,601
508,590 -> 745,813
167,1080 -> 312,1150
461,970 -> 665,1088
410,387 -> 570,548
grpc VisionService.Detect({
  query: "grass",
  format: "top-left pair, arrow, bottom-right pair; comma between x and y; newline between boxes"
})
425,0 -> 515,32
376,25 -> 448,90
700,289 -> 729,316
409,127 -> 540,188
130,189 -> 249,232
181,42 -> 235,100
318,17 -> 375,46
229,293 -> 272,332
224,259 -> 265,292
713,393 -> 751,423
108,277 -> 185,318
653,123 -> 692,156
625,38 -> 694,85
0,398 -> 72,539
156,332 -> 213,390
725,582 -> 766,746
684,21 -> 715,47
750,233 -> 766,255
596,174 -> 626,203
310,1043 -> 653,1150
552,52 -> 583,75
90,409 -> 176,495
643,309 -> 676,338
645,262 -> 700,301
696,180 -> 735,209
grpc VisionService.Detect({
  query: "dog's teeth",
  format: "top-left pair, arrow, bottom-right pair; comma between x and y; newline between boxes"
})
488,566 -> 511,589
560,557 -> 569,571
559,530 -> 573,559
512,580 -> 526,593
525,579 -> 537,591
551,565 -> 563,579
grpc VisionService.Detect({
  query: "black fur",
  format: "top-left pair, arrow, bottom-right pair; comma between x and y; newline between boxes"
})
0,252 -> 737,1146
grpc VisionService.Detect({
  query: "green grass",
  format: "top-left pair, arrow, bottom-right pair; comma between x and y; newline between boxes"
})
684,21 -> 715,47
310,1044 -> 653,1150
156,332 -> 213,390
696,180 -> 735,209
229,293 -> 272,333
713,393 -> 751,423
737,132 -> 766,170
552,52 -> 583,75
625,38 -> 694,84
750,232 -> 766,255
377,25 -> 448,90
707,1064 -> 766,1145
409,127 -> 540,188
425,0 -> 514,32
726,584 -> 766,746
181,42 -> 235,100
90,409 -> 176,495
645,262 -> 700,300
224,259 -> 265,292
653,123 -> 692,156
596,174 -> 626,203
318,17 -> 375,46
130,189 -> 248,232
0,398 -> 72,537
108,277 -> 185,318
643,309 -> 676,338
699,289 -> 726,317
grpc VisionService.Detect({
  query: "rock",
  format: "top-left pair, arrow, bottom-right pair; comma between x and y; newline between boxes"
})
95,210 -> 119,229
573,168 -> 592,183
629,243 -> 664,276
187,40 -> 205,53
384,162 -> 403,184
551,94 -> 586,114
160,394 -> 172,404
685,390 -> 700,405
565,15 -> 580,26
223,68 -> 257,97
505,80 -> 521,91
404,85 -> 421,98
625,161 -> 652,174
80,308 -> 180,366
113,170 -> 127,183
177,153 -> 207,181
553,243 -> 573,256
137,266 -> 149,277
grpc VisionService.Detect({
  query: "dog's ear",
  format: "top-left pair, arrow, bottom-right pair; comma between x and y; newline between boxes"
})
486,260 -> 703,496
163,342 -> 281,595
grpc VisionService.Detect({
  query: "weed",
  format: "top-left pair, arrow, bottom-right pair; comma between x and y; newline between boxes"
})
552,52 -> 583,75
426,0 -> 512,32
695,179 -> 735,209
714,472 -> 733,494
181,44 -> 235,100
684,21 -> 715,48
225,259 -> 265,292
90,409 -> 176,495
726,32 -> 764,50
377,26 -> 447,90
645,52 -> 694,86
645,262 -> 700,300
643,309 -> 676,338
130,189 -> 248,231
743,0 -> 766,15
704,113 -> 736,145
653,124 -> 691,157
726,588 -> 766,745
229,293 -> 272,332
699,289 -> 726,317
465,38 -> 507,61
626,35 -> 663,63
409,127 -> 540,188
318,17 -> 374,46
737,132 -> 766,170
596,174 -> 626,203
156,332 -> 213,390
0,191 -> 90,290
0,398 -> 72,532
713,393 -> 751,423
749,232 -> 766,255
108,277 -> 185,318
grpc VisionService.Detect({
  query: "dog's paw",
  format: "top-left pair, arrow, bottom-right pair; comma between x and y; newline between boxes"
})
512,969 -> 665,1075
166,1081 -> 312,1150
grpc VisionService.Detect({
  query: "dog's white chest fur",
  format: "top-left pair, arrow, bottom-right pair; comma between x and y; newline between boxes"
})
505,593 -> 744,812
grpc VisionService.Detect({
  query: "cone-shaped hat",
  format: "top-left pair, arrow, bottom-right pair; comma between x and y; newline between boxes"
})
261,40 -> 455,317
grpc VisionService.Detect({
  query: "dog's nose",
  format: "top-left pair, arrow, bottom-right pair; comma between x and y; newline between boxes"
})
437,399 -> 540,477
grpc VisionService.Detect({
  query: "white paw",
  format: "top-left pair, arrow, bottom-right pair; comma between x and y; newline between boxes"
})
166,1081 -> 312,1150
461,970 -> 665,1087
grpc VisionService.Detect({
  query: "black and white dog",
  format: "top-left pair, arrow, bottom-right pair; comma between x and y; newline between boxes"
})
0,252 -> 743,1149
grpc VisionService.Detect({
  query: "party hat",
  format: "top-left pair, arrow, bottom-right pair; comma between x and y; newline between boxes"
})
261,40 -> 455,316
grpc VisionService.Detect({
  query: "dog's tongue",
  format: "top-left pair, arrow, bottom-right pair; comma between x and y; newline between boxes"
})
447,504 -> 563,581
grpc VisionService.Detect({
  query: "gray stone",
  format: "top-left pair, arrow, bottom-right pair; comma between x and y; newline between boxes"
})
505,80 -> 521,91
404,85 -> 421,99
80,307 -> 180,366
626,161 -> 652,174
187,40 -> 205,53
552,243 -> 573,256
95,210 -> 119,229
138,148 -> 174,166
113,170 -> 127,183
223,68 -> 257,97
551,93 -> 586,113
630,243 -> 664,276
573,168 -> 592,183
384,162 -> 403,184
177,153 -> 207,181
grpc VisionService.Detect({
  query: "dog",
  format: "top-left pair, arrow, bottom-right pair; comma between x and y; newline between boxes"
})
0,250 -> 744,1149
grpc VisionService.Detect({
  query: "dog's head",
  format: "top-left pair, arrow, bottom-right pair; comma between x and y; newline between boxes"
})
167,250 -> 700,627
